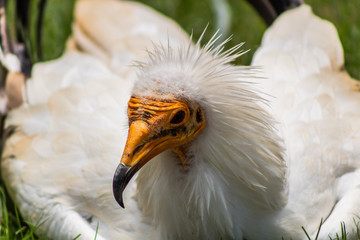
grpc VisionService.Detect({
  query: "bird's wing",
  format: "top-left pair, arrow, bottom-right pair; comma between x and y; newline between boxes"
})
253,5 -> 360,238
69,0 -> 189,76
3,52 -> 135,240
1,0 -> 188,239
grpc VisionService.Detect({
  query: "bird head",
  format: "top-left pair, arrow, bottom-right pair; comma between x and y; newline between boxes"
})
113,34 -> 287,210
113,94 -> 206,207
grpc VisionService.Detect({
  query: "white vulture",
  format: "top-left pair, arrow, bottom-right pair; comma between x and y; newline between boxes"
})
1,0 -> 360,239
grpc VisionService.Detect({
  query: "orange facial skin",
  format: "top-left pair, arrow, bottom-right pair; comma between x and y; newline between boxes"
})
113,95 -> 206,208
122,95 -> 205,169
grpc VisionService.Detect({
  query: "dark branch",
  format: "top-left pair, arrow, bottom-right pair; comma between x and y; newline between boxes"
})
36,0 -> 47,61
246,0 -> 303,25
246,0 -> 277,26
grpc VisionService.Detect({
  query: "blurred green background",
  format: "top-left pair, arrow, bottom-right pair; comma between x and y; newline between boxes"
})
6,0 -> 360,78
1,0 -> 359,239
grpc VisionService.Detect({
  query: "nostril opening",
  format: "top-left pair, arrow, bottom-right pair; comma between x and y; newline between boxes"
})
133,144 -> 144,156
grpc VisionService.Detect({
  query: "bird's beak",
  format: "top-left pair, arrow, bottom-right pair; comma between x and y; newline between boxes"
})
113,120 -> 172,208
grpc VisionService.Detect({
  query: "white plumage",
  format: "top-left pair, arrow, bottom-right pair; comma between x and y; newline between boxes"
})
2,0 -> 360,239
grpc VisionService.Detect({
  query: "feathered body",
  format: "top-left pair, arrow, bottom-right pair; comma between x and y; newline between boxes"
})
2,1 -> 360,239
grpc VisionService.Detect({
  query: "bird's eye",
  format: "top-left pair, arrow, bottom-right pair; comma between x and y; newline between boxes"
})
196,109 -> 203,123
170,110 -> 186,124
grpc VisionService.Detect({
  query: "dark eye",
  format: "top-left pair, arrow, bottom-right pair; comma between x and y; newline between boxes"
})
170,110 -> 186,124
196,109 -> 203,123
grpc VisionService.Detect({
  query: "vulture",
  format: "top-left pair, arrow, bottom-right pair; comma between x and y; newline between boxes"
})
1,0 -> 360,239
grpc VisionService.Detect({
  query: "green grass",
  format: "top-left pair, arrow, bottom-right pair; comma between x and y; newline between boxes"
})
1,0 -> 360,239
302,217 -> 360,240
0,185 -> 39,240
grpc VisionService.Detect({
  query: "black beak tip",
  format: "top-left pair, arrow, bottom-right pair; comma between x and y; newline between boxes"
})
118,196 -> 125,209
113,181 -> 125,208
113,163 -> 137,209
